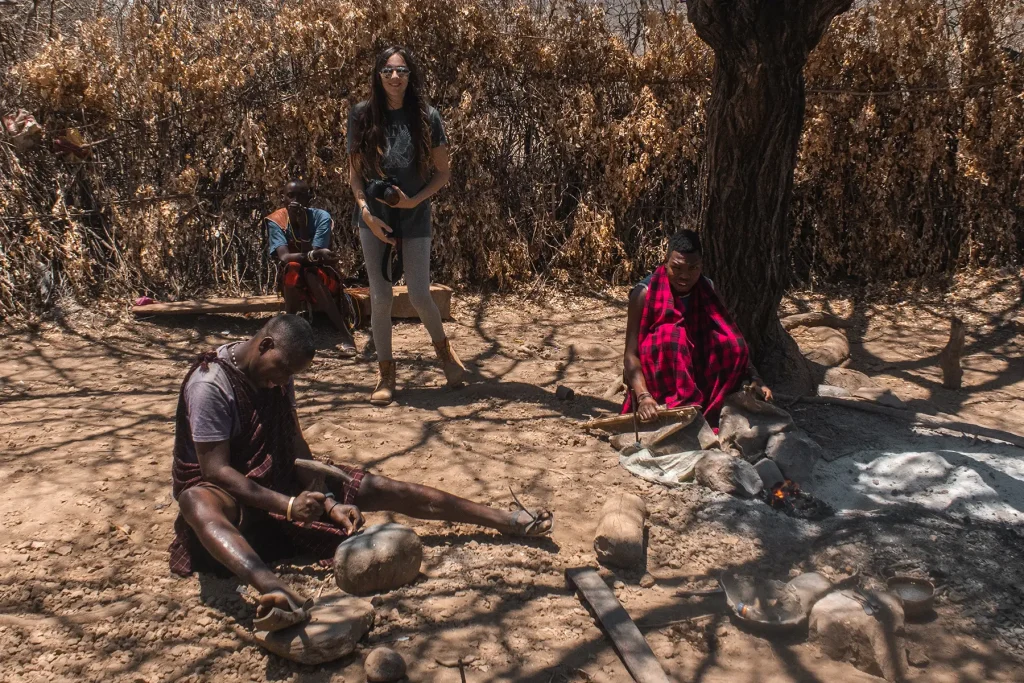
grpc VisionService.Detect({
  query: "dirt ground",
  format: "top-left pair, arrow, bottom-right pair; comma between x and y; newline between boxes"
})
1,268 -> 1022,683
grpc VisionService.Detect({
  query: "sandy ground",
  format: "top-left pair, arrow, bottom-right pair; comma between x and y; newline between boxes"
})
0,269 -> 1022,683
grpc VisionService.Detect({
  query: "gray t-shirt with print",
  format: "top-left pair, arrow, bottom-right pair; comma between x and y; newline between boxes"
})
347,102 -> 447,239
181,343 -> 295,463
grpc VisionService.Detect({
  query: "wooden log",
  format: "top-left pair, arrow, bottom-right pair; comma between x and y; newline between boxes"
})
565,567 -> 672,683
594,494 -> 647,570
338,284 -> 452,321
939,316 -> 965,389
131,295 -> 283,315
131,284 -> 453,320
580,406 -> 699,432
781,311 -> 854,331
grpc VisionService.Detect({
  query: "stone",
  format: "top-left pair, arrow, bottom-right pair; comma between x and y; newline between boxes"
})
364,646 -> 407,682
334,523 -> 423,596
754,458 -> 785,489
717,391 -> 794,462
810,591 -> 909,682
906,645 -> 929,668
787,572 -> 832,616
765,430 -> 822,482
794,326 -> 850,367
695,451 -> 763,497
639,573 -> 656,588
824,367 -> 875,392
255,594 -> 375,665
817,384 -> 852,398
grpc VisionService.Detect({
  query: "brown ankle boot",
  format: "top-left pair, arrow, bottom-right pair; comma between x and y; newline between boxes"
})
370,360 -> 396,405
432,337 -> 467,387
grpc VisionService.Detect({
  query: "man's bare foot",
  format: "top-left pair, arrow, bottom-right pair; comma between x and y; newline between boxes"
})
504,508 -> 554,537
254,588 -> 313,632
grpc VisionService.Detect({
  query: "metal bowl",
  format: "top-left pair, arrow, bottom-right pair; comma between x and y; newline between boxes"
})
887,576 -> 935,619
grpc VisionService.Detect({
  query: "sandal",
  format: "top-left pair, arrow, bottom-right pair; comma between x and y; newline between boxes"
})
339,341 -> 358,359
505,486 -> 554,537
253,590 -> 313,633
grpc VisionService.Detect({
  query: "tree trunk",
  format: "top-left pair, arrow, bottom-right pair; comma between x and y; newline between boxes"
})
687,0 -> 851,392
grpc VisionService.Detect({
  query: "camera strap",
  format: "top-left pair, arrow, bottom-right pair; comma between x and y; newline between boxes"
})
382,238 -> 403,284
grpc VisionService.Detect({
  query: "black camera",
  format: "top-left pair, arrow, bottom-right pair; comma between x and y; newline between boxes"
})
365,177 -> 400,206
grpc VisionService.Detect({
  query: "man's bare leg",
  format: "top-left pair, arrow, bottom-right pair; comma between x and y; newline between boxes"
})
303,270 -> 356,352
177,487 -> 307,612
282,283 -> 302,316
353,474 -> 553,536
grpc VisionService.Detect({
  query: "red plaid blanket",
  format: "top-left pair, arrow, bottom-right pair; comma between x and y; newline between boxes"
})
623,266 -> 750,425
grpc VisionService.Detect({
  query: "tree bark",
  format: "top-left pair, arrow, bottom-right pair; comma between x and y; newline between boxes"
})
687,0 -> 851,391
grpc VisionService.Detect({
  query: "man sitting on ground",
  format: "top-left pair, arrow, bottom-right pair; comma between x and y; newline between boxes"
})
267,179 -> 358,357
169,314 -> 552,631
622,230 -> 771,426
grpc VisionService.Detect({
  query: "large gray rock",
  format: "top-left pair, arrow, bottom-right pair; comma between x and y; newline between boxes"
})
364,646 -> 407,682
695,451 -> 763,497
810,590 -> 909,682
817,384 -> 852,398
334,523 -> 423,595
754,458 -> 785,489
765,430 -> 822,482
794,326 -> 850,367
824,367 -> 875,392
717,392 -> 794,462
787,572 -> 832,616
255,593 -> 374,665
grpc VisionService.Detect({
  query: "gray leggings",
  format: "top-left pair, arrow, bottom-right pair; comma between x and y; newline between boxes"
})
359,229 -> 446,361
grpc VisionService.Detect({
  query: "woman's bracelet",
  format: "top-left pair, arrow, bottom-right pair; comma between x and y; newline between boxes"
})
636,391 -> 653,403
286,496 -> 296,522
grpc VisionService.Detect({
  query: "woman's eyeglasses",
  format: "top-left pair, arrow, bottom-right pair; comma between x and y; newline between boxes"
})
380,67 -> 411,78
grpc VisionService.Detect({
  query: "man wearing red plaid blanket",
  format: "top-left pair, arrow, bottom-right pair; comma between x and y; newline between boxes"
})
622,230 -> 772,427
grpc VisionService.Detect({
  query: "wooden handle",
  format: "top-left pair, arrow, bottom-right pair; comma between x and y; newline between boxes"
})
292,458 -> 354,485
580,406 -> 699,431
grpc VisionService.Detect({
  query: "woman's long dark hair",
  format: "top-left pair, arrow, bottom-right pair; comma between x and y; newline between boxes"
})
352,46 -> 432,179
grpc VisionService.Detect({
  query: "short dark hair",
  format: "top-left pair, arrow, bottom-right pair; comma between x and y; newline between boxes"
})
284,179 -> 312,202
261,314 -> 315,363
667,230 -> 702,257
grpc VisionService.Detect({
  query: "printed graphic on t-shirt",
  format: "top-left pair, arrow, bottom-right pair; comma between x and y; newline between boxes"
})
384,123 -> 414,170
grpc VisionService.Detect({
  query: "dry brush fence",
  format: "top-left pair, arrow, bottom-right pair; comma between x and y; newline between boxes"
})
0,0 -> 1021,318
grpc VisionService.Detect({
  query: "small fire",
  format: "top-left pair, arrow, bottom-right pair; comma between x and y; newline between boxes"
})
763,478 -> 834,519
769,479 -> 801,506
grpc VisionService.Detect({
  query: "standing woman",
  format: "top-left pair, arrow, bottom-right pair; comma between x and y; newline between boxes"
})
348,46 -> 466,406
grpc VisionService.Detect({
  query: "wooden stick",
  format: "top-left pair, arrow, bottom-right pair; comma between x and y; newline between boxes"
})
781,311 -> 853,331
566,567 -> 672,683
939,317 -> 965,389
292,458 -> 354,485
581,406 -> 699,431
782,394 -> 1024,449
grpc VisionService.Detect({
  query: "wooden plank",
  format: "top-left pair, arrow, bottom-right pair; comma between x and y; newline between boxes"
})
132,295 -> 282,315
347,284 -> 452,321
581,406 -> 699,432
131,284 -> 452,320
566,567 -> 672,683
